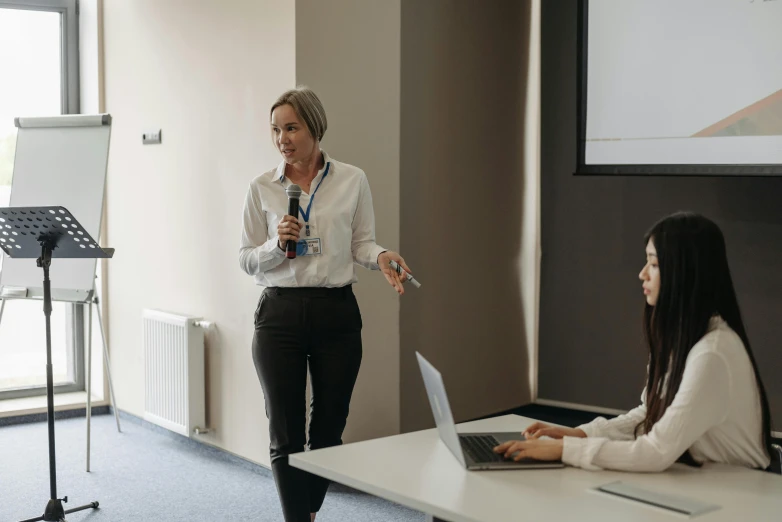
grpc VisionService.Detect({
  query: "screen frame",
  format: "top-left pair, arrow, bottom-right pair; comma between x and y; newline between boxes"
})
575,0 -> 782,177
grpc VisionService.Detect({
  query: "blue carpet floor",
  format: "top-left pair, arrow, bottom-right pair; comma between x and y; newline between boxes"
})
0,413 -> 426,521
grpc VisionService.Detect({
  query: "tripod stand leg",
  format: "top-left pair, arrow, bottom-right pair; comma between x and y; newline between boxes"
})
19,500 -> 100,522
86,302 -> 93,472
63,501 -> 100,516
95,299 -> 121,432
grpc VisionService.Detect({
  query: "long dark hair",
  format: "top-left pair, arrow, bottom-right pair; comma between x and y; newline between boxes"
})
636,212 -> 772,467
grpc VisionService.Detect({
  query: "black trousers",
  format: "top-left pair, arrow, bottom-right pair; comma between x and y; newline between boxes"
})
252,285 -> 363,522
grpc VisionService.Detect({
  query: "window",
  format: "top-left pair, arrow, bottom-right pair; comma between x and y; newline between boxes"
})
0,0 -> 83,399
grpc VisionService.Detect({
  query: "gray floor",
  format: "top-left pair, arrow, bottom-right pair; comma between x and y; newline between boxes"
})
0,413 -> 426,521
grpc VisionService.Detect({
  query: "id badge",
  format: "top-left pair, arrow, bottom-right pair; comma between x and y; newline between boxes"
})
296,238 -> 322,256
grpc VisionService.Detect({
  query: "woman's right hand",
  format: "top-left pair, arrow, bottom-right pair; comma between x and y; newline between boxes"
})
277,215 -> 301,250
523,422 -> 587,440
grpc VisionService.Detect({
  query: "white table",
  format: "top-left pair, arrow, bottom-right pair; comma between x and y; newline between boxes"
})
290,414 -> 782,522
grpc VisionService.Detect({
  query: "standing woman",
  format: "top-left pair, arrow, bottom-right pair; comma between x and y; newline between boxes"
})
239,87 -> 411,522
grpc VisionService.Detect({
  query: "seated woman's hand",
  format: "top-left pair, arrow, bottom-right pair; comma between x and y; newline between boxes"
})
493,439 -> 564,462
522,421 -> 587,440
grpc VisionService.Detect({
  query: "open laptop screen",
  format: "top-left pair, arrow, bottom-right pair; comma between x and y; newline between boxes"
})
416,352 -> 467,467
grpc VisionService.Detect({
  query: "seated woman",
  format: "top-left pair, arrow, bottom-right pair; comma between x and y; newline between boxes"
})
495,212 -> 773,472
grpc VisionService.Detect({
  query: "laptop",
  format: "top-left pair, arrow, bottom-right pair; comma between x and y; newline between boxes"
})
416,352 -> 564,470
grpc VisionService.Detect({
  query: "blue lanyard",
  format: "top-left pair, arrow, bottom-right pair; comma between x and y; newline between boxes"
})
298,162 -> 330,233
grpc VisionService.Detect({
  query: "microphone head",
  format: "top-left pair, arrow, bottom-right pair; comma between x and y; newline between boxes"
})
286,184 -> 302,199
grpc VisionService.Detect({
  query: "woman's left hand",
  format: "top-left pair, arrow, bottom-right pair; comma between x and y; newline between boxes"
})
378,251 -> 412,295
493,439 -> 564,462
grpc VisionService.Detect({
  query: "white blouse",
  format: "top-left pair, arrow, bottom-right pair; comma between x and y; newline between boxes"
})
562,317 -> 770,472
239,151 -> 386,288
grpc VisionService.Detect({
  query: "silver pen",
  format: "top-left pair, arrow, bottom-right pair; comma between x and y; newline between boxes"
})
389,260 -> 421,288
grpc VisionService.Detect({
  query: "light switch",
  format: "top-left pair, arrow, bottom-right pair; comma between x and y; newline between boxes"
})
142,129 -> 162,145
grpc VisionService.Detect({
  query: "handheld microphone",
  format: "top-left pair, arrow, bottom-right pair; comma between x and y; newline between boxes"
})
285,184 -> 302,259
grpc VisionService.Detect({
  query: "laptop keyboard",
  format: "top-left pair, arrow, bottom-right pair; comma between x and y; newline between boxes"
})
460,435 -> 506,463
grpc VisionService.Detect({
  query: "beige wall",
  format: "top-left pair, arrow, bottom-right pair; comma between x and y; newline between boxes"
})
399,0 -> 536,431
296,0 -> 402,442
102,0 -> 538,467
102,0 -> 295,466
296,0 -> 538,436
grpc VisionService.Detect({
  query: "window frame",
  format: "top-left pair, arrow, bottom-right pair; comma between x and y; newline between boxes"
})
0,0 -> 84,400
0,0 -> 80,114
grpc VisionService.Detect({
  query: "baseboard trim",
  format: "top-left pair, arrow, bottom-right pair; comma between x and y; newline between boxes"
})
111,408 -> 374,494
109,407 -> 274,478
0,405 -> 109,427
534,398 -> 627,416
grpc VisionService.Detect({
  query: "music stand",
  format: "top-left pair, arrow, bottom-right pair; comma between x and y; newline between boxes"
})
0,206 -> 112,522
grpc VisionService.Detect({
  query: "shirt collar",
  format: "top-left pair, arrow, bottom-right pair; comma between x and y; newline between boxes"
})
275,150 -> 331,184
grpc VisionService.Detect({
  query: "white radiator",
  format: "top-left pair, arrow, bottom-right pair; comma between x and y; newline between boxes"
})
142,309 -> 206,437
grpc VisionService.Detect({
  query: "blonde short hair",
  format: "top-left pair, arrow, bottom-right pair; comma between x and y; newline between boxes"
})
270,86 -> 328,142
